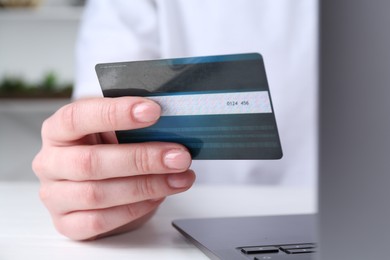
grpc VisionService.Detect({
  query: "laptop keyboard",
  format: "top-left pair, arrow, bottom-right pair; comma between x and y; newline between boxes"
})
238,243 -> 316,259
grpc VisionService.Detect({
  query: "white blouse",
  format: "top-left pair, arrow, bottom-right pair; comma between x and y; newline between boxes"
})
74,0 -> 318,187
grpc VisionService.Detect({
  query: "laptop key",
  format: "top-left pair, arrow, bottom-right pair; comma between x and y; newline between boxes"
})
240,246 -> 279,254
285,248 -> 316,254
280,243 -> 316,251
254,256 -> 274,260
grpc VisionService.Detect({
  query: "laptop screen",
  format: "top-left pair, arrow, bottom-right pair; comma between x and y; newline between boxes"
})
319,0 -> 390,259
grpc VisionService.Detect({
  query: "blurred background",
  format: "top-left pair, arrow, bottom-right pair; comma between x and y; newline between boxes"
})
0,0 -> 85,181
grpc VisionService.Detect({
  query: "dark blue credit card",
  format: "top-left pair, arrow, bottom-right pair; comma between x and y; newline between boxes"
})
95,53 -> 282,160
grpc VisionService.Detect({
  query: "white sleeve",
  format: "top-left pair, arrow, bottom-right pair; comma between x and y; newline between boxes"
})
73,0 -> 160,99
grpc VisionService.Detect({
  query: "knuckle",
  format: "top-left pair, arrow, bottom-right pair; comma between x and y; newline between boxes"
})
38,186 -> 51,204
53,218 -> 68,238
58,103 -> 78,133
85,212 -> 107,235
101,102 -> 119,129
77,147 -> 98,179
32,152 -> 45,179
136,175 -> 157,199
40,118 -> 51,140
133,145 -> 153,174
124,204 -> 141,220
81,182 -> 103,207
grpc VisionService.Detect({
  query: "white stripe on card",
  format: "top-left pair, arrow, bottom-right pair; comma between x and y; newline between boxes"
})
147,91 -> 272,116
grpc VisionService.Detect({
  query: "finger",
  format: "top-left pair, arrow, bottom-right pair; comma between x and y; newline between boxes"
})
53,199 -> 164,240
93,209 -> 156,239
40,171 -> 196,214
34,142 -> 192,181
42,97 -> 161,144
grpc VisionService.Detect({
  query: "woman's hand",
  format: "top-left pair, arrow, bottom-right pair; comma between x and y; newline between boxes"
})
32,97 -> 195,240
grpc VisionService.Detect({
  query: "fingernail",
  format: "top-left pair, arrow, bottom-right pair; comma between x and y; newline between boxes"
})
167,173 -> 193,189
163,149 -> 192,170
132,102 -> 161,123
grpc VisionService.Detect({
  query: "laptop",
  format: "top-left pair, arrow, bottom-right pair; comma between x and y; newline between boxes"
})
172,0 -> 390,259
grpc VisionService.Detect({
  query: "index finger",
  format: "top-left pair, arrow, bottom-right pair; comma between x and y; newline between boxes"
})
42,97 -> 161,144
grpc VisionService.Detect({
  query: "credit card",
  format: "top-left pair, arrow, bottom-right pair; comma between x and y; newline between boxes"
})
96,53 -> 283,159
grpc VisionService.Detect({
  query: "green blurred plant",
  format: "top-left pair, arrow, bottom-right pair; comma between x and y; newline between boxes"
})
0,72 -> 73,98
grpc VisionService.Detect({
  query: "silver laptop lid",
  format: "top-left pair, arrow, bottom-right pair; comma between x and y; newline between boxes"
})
319,0 -> 390,259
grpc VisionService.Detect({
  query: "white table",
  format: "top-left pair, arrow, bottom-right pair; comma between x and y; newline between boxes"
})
0,182 -> 316,260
